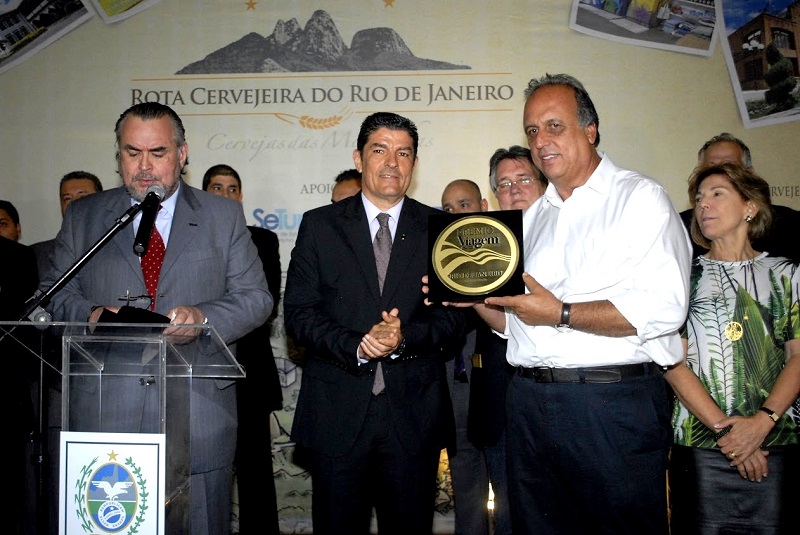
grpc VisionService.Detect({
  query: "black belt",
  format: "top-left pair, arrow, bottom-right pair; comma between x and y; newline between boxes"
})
516,362 -> 662,384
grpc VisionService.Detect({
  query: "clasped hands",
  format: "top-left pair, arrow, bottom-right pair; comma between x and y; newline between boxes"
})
714,414 -> 774,482
360,307 -> 403,360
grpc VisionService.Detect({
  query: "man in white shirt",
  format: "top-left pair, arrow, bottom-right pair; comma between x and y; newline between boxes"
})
471,74 -> 692,534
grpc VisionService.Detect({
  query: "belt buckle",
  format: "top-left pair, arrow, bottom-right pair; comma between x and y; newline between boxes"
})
471,354 -> 482,368
532,368 -> 553,382
586,369 -> 622,383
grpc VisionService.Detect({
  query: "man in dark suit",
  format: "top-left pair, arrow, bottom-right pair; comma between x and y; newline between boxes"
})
31,171 -> 103,279
440,179 -> 492,535
202,163 -> 282,535
0,236 -> 39,534
28,171 -> 103,532
680,132 -> 800,262
42,102 -> 272,535
284,112 -> 466,534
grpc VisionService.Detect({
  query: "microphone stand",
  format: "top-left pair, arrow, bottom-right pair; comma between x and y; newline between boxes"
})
18,202 -> 144,324
6,201 -> 144,534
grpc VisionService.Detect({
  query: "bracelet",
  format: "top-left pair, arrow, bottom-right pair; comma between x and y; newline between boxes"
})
713,425 -> 732,442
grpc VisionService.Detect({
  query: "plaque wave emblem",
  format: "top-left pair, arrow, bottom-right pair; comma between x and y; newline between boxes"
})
432,216 -> 519,295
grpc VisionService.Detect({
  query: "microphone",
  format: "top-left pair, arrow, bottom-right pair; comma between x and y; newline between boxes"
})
133,185 -> 166,257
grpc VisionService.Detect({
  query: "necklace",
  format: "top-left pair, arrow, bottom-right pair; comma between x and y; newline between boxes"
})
724,320 -> 743,341
711,261 -> 746,342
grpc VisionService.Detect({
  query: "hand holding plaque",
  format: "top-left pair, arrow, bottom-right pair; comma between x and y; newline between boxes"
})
427,210 -> 524,302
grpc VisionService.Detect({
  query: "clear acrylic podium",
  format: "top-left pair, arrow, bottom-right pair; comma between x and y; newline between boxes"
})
0,320 -> 244,534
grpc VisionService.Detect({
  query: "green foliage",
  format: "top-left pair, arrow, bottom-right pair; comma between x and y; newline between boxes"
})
763,43 -> 798,110
680,266 -> 799,448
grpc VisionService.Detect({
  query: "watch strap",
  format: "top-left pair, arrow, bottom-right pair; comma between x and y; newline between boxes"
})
758,406 -> 779,423
558,302 -> 571,328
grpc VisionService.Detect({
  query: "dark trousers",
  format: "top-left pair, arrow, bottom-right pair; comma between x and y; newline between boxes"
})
506,370 -> 671,535
307,393 -> 440,535
235,404 -> 279,534
446,357 -> 490,535
484,432 -> 511,535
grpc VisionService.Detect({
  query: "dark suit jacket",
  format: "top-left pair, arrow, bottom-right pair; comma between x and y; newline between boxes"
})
467,320 -> 512,449
42,183 -> 272,474
31,238 -> 55,283
0,237 -> 40,532
236,225 -> 283,414
285,194 -> 465,458
1,237 -> 39,320
681,205 -> 800,262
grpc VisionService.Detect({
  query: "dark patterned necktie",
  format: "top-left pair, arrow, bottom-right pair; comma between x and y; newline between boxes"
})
141,226 -> 165,311
374,213 -> 392,293
372,213 -> 392,394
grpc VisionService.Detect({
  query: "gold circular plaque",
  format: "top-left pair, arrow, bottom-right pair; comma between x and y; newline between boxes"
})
432,215 -> 520,296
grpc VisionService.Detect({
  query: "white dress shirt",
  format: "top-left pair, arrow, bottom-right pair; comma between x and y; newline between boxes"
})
130,181 -> 179,247
357,193 -> 404,364
504,153 -> 692,368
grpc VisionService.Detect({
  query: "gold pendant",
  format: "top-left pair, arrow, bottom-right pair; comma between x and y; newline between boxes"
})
724,321 -> 743,341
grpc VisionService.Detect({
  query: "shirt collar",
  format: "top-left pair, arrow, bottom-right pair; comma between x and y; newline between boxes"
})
361,192 -> 404,223
129,181 -> 180,218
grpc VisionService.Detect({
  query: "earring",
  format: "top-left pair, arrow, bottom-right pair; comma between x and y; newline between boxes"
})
745,214 -> 753,222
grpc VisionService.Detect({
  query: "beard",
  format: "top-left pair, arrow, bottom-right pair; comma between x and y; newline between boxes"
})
124,170 -> 180,201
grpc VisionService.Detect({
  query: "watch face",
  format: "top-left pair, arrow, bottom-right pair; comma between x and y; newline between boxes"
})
428,210 -> 524,302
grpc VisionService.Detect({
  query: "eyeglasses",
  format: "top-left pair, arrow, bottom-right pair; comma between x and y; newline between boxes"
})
494,177 -> 535,193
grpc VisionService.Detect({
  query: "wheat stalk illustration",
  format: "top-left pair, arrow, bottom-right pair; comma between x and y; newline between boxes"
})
274,107 -> 353,129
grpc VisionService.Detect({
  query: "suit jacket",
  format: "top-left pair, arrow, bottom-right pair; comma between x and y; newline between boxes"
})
31,238 -> 55,283
235,225 -> 283,415
467,320 -> 512,449
285,194 -> 465,458
42,183 -> 272,473
1,237 -> 39,320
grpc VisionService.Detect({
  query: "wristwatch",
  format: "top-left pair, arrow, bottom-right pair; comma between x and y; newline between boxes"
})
758,406 -> 779,423
556,302 -> 572,332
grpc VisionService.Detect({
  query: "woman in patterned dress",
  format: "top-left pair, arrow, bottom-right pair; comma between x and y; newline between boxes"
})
664,162 -> 800,534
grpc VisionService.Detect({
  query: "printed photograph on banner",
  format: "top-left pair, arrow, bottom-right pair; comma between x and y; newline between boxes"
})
85,0 -> 164,24
719,0 -> 800,128
59,432 -> 166,535
0,0 -> 92,76
569,0 -> 717,57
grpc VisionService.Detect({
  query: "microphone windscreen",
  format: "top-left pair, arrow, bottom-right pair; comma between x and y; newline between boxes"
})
146,184 -> 166,200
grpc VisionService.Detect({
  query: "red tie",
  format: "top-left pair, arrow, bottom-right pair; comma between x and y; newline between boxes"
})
141,226 -> 165,311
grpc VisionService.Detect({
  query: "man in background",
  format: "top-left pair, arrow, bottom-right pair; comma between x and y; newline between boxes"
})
0,199 -> 22,242
31,171 -> 103,279
440,178 -> 491,535
680,132 -> 800,262
202,163 -> 282,535
0,233 -> 38,534
331,168 -> 362,202
22,171 -> 102,533
42,102 -> 272,534
473,145 -> 547,535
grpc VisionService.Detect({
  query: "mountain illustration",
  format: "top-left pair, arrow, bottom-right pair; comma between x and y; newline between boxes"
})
176,10 -> 469,74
